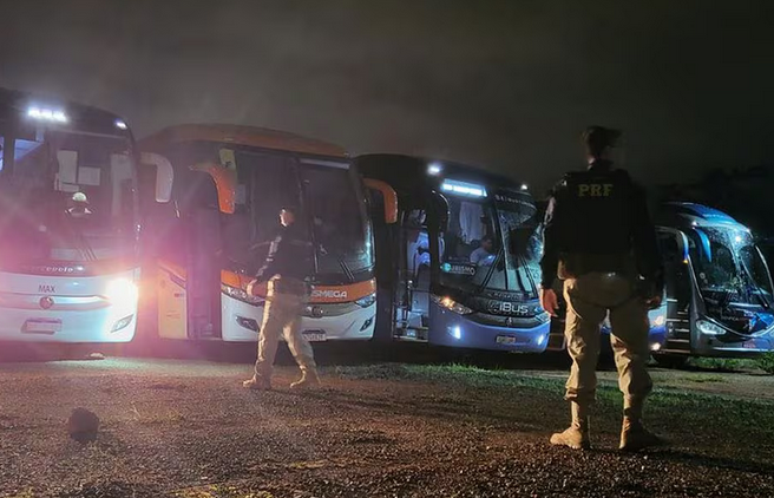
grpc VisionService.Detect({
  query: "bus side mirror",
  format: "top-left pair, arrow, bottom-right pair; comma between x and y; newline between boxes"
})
191,162 -> 236,215
364,178 -> 398,224
140,152 -> 174,203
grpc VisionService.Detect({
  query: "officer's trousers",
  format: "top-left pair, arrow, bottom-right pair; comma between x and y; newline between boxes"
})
563,272 -> 653,407
254,279 -> 316,380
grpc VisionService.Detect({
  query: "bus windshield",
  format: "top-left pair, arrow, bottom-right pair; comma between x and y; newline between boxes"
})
0,130 -> 138,267
438,190 -> 540,298
687,227 -> 774,306
300,162 -> 373,282
192,144 -> 371,284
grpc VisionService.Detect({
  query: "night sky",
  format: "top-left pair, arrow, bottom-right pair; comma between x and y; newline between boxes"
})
1,0 -> 773,195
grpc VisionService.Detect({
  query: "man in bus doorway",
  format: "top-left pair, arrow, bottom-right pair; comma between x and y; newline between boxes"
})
243,206 -> 319,390
539,126 -> 664,452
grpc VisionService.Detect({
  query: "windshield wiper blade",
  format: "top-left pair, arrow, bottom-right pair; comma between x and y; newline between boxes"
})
738,254 -> 771,309
336,253 -> 355,283
474,245 -> 504,295
515,251 -> 538,298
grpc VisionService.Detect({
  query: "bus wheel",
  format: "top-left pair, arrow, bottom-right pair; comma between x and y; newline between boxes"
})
655,354 -> 688,369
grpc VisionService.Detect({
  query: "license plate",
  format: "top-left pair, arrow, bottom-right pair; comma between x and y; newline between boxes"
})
743,339 -> 758,349
23,318 -> 62,334
303,330 -> 327,342
496,335 -> 517,345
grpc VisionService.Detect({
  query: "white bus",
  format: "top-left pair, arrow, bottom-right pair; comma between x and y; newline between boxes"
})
0,87 -> 170,343
139,124 -> 395,343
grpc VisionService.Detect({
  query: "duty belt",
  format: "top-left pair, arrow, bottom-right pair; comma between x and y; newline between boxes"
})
558,252 -> 630,279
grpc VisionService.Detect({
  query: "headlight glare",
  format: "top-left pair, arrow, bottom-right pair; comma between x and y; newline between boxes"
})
106,279 -> 139,304
431,294 -> 473,315
697,319 -> 725,336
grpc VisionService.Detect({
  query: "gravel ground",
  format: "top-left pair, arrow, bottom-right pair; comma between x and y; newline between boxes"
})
0,351 -> 772,498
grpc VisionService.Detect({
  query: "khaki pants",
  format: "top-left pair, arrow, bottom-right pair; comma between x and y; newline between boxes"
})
254,278 -> 316,379
563,272 -> 653,407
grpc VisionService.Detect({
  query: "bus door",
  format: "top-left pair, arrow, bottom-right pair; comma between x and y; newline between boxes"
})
657,227 -> 694,354
402,209 -> 432,339
156,170 -> 223,340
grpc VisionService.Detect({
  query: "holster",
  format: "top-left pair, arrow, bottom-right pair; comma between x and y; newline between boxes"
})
634,278 -> 663,309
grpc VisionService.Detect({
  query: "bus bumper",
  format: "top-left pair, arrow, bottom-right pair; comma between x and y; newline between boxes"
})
0,270 -> 139,343
692,332 -> 774,357
221,294 -> 376,342
427,303 -> 550,352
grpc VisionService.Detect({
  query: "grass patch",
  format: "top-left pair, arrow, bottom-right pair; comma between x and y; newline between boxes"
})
756,352 -> 774,375
687,357 -> 759,372
332,362 -> 774,439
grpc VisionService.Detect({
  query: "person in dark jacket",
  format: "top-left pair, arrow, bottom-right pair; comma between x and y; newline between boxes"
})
243,207 -> 319,390
540,126 -> 664,452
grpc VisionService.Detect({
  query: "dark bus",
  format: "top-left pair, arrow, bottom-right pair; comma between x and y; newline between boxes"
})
358,154 -> 550,352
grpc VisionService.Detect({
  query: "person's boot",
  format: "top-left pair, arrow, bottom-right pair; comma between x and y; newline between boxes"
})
619,397 -> 664,452
550,402 -> 591,450
242,374 -> 272,390
290,367 -> 320,389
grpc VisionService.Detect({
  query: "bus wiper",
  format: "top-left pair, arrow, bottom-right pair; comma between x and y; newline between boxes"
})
515,251 -> 538,298
738,254 -> 771,310
336,253 -> 355,283
474,245 -> 504,295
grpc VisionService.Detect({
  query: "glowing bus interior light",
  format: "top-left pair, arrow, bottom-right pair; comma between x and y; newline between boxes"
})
115,119 -> 128,130
27,106 -> 68,123
440,179 -> 487,197
427,163 -> 442,175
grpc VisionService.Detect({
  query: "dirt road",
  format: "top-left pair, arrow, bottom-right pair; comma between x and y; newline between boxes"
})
0,354 -> 772,497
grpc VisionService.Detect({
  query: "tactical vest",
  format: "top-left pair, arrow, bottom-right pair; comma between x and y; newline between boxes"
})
557,168 -> 635,275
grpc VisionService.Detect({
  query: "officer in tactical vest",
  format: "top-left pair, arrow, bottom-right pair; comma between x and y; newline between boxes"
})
243,206 -> 319,390
540,126 -> 664,452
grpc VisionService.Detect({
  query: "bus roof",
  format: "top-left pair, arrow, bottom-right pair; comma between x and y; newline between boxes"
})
139,124 -> 348,158
0,86 -> 130,137
354,153 -> 525,197
660,202 -> 747,230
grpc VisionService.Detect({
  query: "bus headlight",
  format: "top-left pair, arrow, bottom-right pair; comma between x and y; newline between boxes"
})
221,284 -> 263,306
697,319 -> 725,336
355,293 -> 376,308
431,295 -> 473,315
106,279 -> 139,305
